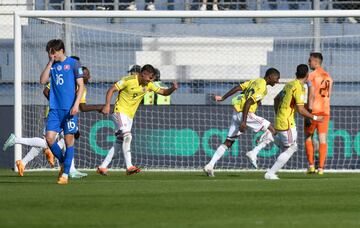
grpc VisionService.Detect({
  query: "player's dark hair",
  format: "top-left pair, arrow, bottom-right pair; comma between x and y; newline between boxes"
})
46,39 -> 65,53
264,68 -> 280,78
310,52 -> 323,62
154,68 -> 161,81
296,64 -> 309,79
70,56 -> 80,61
82,66 -> 88,72
141,64 -> 156,75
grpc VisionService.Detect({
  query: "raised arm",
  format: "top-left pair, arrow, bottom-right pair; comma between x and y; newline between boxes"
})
101,85 -> 118,114
40,52 -> 54,85
156,82 -> 178,96
214,85 -> 242,102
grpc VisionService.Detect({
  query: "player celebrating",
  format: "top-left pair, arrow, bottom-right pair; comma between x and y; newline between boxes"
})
203,68 -> 280,177
305,53 -> 333,175
40,39 -> 84,184
101,64 -> 178,175
265,64 -> 324,180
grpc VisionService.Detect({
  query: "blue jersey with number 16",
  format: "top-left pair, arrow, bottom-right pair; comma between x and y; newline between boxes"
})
49,57 -> 83,110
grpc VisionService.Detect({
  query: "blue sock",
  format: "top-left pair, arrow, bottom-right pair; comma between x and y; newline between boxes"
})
63,146 -> 74,175
50,143 -> 64,164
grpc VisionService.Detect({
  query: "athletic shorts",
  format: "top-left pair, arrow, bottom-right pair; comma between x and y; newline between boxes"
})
112,112 -> 133,135
275,127 -> 298,147
227,111 -> 271,141
305,115 -> 330,134
46,109 -> 78,135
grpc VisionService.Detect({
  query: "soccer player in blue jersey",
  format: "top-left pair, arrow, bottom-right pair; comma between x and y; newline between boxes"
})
40,39 -> 84,184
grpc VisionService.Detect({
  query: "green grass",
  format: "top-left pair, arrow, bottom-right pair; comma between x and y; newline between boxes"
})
0,170 -> 359,228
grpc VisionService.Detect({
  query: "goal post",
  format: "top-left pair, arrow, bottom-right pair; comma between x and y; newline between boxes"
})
13,10 -> 360,171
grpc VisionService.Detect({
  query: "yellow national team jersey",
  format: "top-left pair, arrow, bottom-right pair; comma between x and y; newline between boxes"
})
114,75 -> 160,118
233,78 -> 267,113
80,87 -> 87,104
275,79 -> 306,131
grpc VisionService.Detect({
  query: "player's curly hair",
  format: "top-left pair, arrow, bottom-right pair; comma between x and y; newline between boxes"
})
46,39 -> 65,54
141,64 -> 156,75
264,68 -> 280,78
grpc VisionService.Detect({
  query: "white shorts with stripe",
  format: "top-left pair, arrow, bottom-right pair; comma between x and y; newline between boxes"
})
112,112 -> 133,134
275,127 -> 297,147
227,111 -> 271,141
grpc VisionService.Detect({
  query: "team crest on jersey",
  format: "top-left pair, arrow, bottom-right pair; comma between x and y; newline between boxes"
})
64,64 -> 70,71
56,65 -> 62,71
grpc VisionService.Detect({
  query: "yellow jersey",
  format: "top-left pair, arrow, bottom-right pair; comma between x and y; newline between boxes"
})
113,75 -> 160,118
275,79 -> 306,131
233,78 -> 267,113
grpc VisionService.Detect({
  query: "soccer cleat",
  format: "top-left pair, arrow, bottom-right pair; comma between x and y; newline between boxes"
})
58,165 -> 64,180
307,166 -> 316,174
317,168 -> 324,175
43,148 -> 55,168
3,133 -> 16,151
203,165 -> 215,177
15,160 -> 25,177
246,151 -> 258,169
264,172 -> 280,180
126,166 -> 141,175
69,171 -> 88,179
96,167 -> 108,176
57,176 -> 68,185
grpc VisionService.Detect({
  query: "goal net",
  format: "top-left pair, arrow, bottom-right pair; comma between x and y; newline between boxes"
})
16,12 -> 360,171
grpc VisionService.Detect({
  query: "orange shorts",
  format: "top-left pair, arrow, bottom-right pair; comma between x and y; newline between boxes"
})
305,115 -> 330,134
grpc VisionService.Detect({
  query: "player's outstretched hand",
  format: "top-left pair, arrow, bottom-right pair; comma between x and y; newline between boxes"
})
101,105 -> 110,115
70,106 -> 79,116
214,95 -> 223,102
172,82 -> 179,90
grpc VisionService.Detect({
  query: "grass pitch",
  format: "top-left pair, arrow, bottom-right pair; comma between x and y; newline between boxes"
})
0,169 -> 359,228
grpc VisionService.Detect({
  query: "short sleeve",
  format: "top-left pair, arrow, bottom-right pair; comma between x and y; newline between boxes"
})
239,80 -> 250,90
250,81 -> 266,102
80,88 -> 87,104
293,84 -> 305,105
114,79 -> 127,91
73,60 -> 83,79
148,82 -> 161,93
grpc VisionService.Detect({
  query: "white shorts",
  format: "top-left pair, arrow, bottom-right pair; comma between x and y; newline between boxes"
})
227,111 -> 271,141
275,127 -> 297,147
112,112 -> 133,134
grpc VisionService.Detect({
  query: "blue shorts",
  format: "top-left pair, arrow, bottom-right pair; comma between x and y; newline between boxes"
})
46,109 -> 78,135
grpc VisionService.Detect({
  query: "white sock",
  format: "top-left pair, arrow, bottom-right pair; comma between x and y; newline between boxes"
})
100,147 -> 115,169
14,137 -> 47,148
22,147 -> 42,166
123,134 -> 133,169
207,144 -> 228,169
268,144 -> 297,174
70,159 -> 77,173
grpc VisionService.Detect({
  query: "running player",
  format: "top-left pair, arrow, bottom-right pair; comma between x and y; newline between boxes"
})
101,64 -> 178,175
203,68 -> 280,177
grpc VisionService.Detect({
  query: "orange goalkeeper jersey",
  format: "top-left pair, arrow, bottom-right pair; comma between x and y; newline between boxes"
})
308,67 -> 333,116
